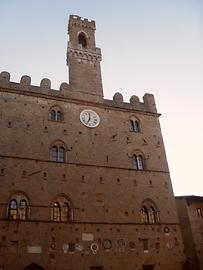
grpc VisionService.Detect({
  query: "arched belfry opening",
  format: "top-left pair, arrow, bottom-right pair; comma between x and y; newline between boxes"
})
24,264 -> 44,270
78,32 -> 87,48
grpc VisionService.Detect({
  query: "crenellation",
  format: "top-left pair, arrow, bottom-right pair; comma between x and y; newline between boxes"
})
130,95 -> 140,105
0,71 -> 11,87
69,15 -> 96,31
20,75 -> 31,88
0,71 -> 10,81
113,92 -> 124,105
143,93 -> 157,113
59,82 -> 70,92
40,78 -> 51,90
0,71 -> 158,114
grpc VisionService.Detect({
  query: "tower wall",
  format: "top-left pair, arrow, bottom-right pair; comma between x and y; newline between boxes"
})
67,15 -> 103,99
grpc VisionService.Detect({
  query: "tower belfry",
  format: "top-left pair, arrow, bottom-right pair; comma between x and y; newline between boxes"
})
67,15 -> 103,98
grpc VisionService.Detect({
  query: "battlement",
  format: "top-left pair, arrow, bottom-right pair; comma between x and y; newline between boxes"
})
0,71 -> 158,114
69,15 -> 96,31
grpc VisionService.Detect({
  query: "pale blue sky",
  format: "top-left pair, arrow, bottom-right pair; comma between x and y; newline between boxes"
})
0,0 -> 203,195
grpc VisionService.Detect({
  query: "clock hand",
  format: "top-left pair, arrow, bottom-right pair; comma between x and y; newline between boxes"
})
87,112 -> 91,123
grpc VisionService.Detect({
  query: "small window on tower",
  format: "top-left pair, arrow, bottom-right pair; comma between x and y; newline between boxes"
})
78,32 -> 87,48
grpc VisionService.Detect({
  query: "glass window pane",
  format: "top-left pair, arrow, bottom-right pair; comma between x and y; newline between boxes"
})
132,155 -> 138,169
61,203 -> 69,222
51,110 -> 56,120
57,111 -> 63,121
134,121 -> 139,132
141,207 -> 149,223
59,147 -> 65,162
51,146 -> 58,161
148,207 -> 156,224
19,200 -> 27,220
53,202 -> 61,222
137,155 -> 143,170
9,199 -> 17,220
130,120 -> 134,131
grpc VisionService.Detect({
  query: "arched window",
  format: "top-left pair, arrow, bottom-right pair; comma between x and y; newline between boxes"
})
49,107 -> 63,121
140,200 -> 160,224
130,120 -> 140,133
53,202 -> 61,222
50,143 -> 66,162
132,154 -> 144,170
78,32 -> 87,48
8,196 -> 28,220
19,200 -> 27,220
8,199 -> 18,220
51,196 -> 73,222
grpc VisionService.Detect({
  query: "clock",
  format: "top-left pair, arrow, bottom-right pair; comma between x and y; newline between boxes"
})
80,109 -> 100,128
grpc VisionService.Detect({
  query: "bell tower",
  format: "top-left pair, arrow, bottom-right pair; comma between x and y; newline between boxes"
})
67,15 -> 103,98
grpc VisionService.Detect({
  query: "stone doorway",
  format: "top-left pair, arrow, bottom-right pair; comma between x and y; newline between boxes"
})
24,264 -> 44,270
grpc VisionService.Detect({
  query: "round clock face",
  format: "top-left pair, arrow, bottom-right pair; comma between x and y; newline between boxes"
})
80,109 -> 100,128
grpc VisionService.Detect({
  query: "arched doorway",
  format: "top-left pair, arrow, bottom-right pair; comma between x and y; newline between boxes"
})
24,264 -> 44,270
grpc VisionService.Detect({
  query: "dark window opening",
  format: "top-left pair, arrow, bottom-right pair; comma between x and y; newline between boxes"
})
130,120 -> 140,132
50,109 -> 63,121
78,32 -> 87,48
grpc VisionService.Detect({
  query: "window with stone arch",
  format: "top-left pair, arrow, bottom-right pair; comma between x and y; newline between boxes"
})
50,141 -> 66,163
51,195 -> 73,222
129,116 -> 141,133
132,151 -> 145,170
49,106 -> 64,122
8,193 -> 29,220
78,32 -> 88,48
140,199 -> 160,224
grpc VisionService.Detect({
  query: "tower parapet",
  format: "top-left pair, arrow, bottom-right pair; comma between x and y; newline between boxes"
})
68,15 -> 96,31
